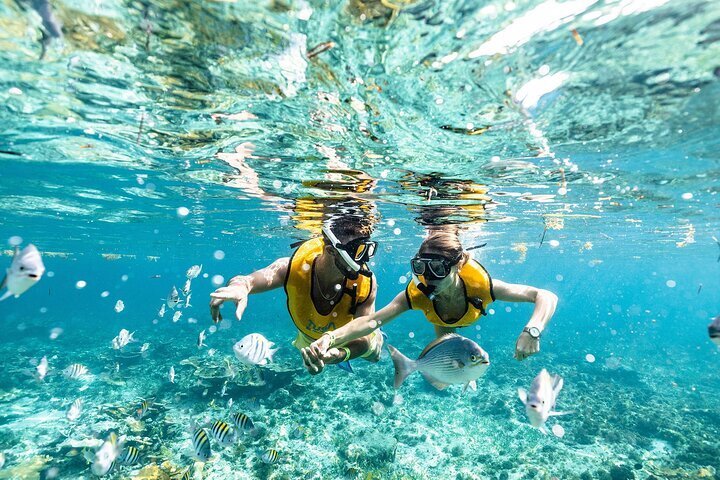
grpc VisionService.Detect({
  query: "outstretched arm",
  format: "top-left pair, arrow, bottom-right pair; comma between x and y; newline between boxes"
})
492,279 -> 558,360
209,257 -> 289,323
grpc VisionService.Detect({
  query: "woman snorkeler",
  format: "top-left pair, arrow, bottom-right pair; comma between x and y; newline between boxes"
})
301,231 -> 558,374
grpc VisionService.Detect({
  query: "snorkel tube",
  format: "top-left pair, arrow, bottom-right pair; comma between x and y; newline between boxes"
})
413,273 -> 437,300
322,224 -> 368,279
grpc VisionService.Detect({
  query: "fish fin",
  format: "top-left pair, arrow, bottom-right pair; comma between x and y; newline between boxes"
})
463,380 -> 477,393
518,388 -> 528,405
336,361 -> 353,373
451,359 -> 465,369
268,348 -> 279,362
379,329 -> 388,341
0,290 -> 12,302
420,372 -> 449,390
387,344 -> 417,389
539,425 -> 550,435
548,410 -> 573,417
418,333 -> 462,359
0,272 -> 6,290
552,375 -> 563,395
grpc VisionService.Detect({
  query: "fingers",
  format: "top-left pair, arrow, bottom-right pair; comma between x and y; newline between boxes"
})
300,348 -> 324,375
235,296 -> 248,321
209,298 -> 223,324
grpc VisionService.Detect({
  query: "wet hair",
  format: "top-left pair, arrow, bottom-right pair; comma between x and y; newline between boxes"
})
328,215 -> 373,244
417,232 -> 469,265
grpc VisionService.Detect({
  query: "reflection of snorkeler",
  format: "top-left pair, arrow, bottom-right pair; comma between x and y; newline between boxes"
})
209,215 -> 384,374
303,230 -> 558,374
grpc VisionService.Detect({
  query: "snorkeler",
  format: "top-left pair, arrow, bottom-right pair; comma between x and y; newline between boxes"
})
209,216 -> 383,373
302,231 -> 558,374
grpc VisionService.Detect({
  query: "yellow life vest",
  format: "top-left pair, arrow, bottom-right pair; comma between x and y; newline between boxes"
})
284,237 -> 372,339
405,259 -> 494,327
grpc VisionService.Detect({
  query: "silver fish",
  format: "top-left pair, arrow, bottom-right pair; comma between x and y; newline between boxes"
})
167,286 -> 180,309
388,334 -> 490,391
158,304 -> 166,318
518,369 -> 570,434
36,356 -> 48,381
0,244 -> 45,301
233,333 -> 277,366
114,300 -> 125,313
140,343 -> 150,353
66,398 -> 82,421
184,292 -> 192,308
182,278 -> 192,296
186,264 -> 202,279
197,330 -> 206,348
173,311 -> 182,323
111,329 -> 135,350
709,315 -> 720,346
168,366 -> 175,384
63,363 -> 88,379
220,380 -> 228,397
91,432 -> 122,476
192,428 -> 212,462
261,449 -> 279,465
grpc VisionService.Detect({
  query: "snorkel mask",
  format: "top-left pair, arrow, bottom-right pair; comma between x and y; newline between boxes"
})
411,253 -> 461,299
321,225 -> 376,279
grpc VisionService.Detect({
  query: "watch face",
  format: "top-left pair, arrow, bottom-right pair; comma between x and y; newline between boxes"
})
528,327 -> 540,338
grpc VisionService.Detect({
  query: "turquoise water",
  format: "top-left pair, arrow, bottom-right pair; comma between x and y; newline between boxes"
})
1,0 -> 720,478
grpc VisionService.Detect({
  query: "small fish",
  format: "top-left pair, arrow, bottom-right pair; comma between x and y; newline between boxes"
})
0,452 -> 4,469
91,432 -> 122,476
112,329 -> 135,350
167,286 -> 180,309
168,366 -> 175,384
118,445 -> 140,465
197,330 -> 206,348
36,356 -> 48,381
708,315 -> 720,346
182,279 -> 192,297
220,380 -> 228,397
186,264 -> 202,279
63,363 -> 88,379
233,333 -> 277,366
0,244 -> 45,301
173,311 -> 182,323
158,304 -> 166,318
570,27 -> 584,46
337,360 -> 353,373
307,41 -> 335,59
207,348 -> 216,357
261,449 -> 279,465
140,343 -> 150,353
388,334 -> 490,391
232,412 -> 254,432
439,125 -> 490,136
209,420 -> 235,446
66,398 -> 82,421
192,428 -> 212,462
227,398 -> 233,409
114,300 -> 125,313
518,369 -> 571,434
184,292 -> 192,308
136,399 -> 151,419
173,468 -> 192,480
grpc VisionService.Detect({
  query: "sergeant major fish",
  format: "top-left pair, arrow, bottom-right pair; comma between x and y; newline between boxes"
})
168,366 -> 175,383
91,432 -> 123,476
209,420 -> 235,446
233,333 -> 277,366
191,427 -> 212,462
388,334 -> 490,391
158,304 -> 166,318
173,311 -> 182,323
36,355 -> 48,381
182,279 -> 192,296
197,330 -> 206,348
63,363 -> 88,379
118,445 -> 140,465
186,264 -> 202,279
261,448 -> 279,465
167,286 -> 180,309
518,368 -> 571,434
0,244 -> 45,301
232,412 -> 255,433
66,398 -> 82,421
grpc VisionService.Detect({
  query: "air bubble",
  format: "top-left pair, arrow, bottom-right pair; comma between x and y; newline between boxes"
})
585,354 -> 596,363
75,280 -> 87,289
176,207 -> 190,218
214,250 -> 226,260
212,275 -> 224,287
408,332 -> 415,338
8,236 -> 22,246
666,280 -> 676,288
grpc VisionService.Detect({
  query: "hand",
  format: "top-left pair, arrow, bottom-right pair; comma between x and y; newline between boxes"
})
300,335 -> 335,375
209,279 -> 250,324
514,331 -> 540,361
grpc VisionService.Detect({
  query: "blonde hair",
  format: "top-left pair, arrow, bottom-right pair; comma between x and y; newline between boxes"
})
417,232 -> 469,266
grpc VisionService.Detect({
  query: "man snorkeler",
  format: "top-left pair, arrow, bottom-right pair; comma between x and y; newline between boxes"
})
209,216 -> 383,373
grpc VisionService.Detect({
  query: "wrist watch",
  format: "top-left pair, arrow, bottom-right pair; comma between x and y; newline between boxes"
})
523,326 -> 541,339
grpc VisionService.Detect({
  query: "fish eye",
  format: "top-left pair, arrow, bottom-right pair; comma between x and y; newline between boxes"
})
470,355 -> 477,362
19,266 -> 24,270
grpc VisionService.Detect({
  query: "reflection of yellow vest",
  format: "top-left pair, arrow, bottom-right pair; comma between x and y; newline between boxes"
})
284,238 -> 372,339
405,259 -> 494,327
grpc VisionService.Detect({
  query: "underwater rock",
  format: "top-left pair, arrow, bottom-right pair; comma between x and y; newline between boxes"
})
0,455 -> 52,480
342,430 -> 397,465
609,464 -> 635,480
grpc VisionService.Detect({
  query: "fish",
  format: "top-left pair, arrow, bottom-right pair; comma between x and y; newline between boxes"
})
714,236 -> 720,262
233,333 -> 277,366
118,445 -> 140,465
111,329 -> 135,350
173,468 -> 192,480
337,361 -> 353,373
227,398 -> 233,409
114,300 -> 125,313
307,41 -> 335,59
186,264 -> 202,279
36,356 -> 48,381
168,366 -> 176,383
184,293 -> 192,308
63,363 -> 88,379
261,449 -> 279,465
0,452 -> 4,469
0,244 -> 45,301
209,420 -> 235,446
167,286 -> 180,309
158,304 -> 166,318
140,343 -> 150,353
91,432 -> 122,476
197,330 -> 206,348
231,412 -> 255,432
518,369 -> 571,434
708,315 -> 720,346
136,399 -> 151,419
191,428 -> 212,462
220,380 -> 228,397
387,334 -> 490,391
173,311 -> 182,323
182,279 -> 192,297
66,398 -> 82,421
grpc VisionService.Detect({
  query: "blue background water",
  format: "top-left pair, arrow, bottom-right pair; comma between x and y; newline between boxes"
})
1,0 -> 720,478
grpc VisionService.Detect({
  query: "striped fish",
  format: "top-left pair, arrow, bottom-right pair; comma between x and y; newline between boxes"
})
136,399 -> 151,419
172,467 -> 192,480
260,448 -> 279,465
209,420 -> 235,446
232,333 -> 277,366
63,363 -> 88,379
192,428 -> 211,462
231,412 -> 255,432
66,398 -> 82,421
119,446 -> 140,465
